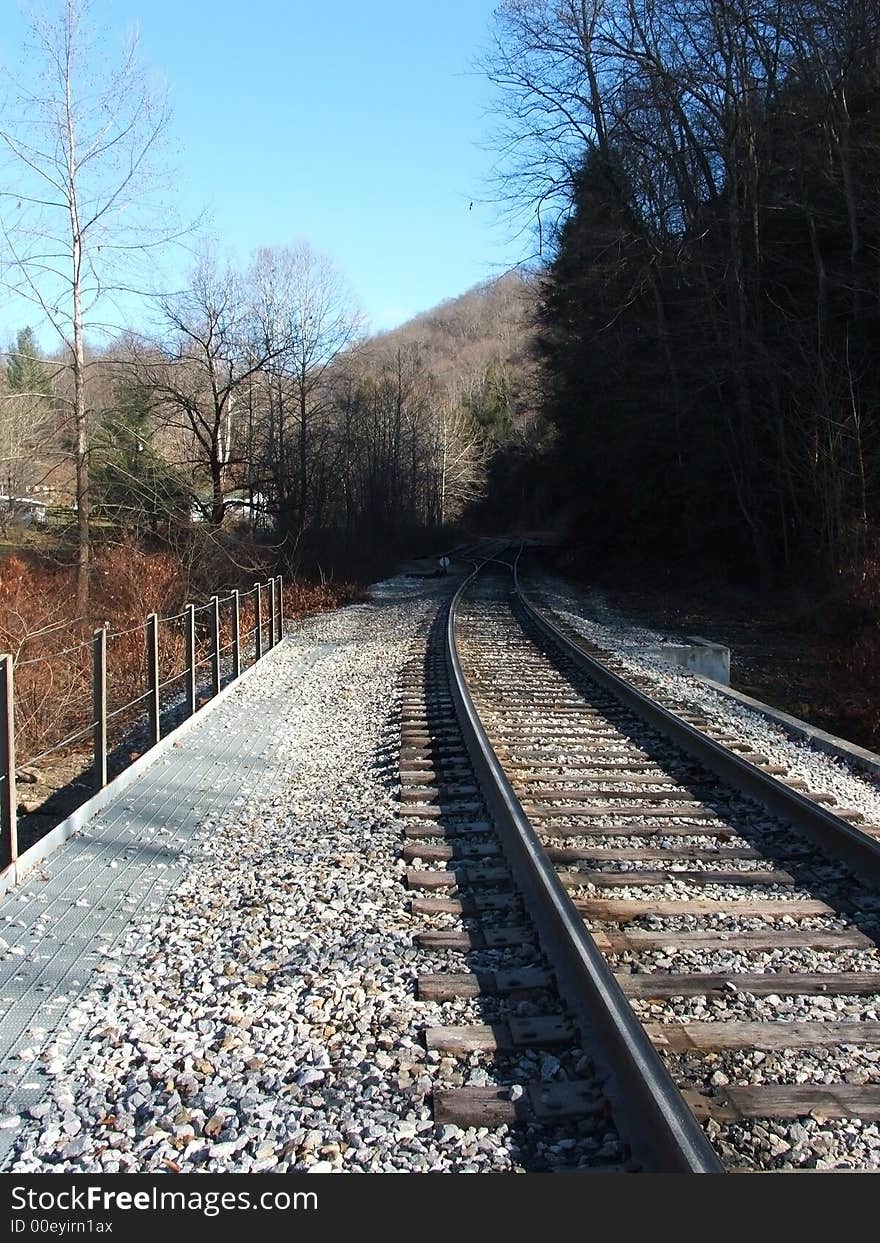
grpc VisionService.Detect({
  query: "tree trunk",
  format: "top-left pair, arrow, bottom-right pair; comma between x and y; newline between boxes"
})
73,317 -> 90,612
67,50 -> 90,613
299,365 -> 308,531
210,455 -> 225,526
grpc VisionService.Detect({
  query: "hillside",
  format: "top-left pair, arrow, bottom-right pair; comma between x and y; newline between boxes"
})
356,267 -> 546,532
370,267 -> 539,410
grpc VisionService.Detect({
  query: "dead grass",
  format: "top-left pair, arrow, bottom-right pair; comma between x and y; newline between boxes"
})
283,578 -> 367,616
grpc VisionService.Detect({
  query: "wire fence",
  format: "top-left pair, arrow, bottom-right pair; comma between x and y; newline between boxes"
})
0,576 -> 284,872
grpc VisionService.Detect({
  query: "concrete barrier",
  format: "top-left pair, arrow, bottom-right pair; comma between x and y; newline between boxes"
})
638,636 -> 731,685
700,676 -> 880,779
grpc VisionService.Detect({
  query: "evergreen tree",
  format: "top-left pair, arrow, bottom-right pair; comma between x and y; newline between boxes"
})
92,380 -> 191,539
1,327 -> 53,519
5,327 -> 51,398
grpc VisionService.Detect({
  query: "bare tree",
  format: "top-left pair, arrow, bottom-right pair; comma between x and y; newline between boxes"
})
478,0 -> 614,248
430,394 -> 487,525
255,244 -> 361,535
0,0 -> 177,607
143,246 -> 298,526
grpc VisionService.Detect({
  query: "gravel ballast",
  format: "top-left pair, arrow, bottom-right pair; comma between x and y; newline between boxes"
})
2,573 -> 537,1174
7,557 -> 880,1174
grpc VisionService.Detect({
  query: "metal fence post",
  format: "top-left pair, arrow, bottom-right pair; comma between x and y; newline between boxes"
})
232,589 -> 241,679
278,576 -> 284,634
254,582 -> 263,662
0,654 -> 17,870
93,627 -> 107,792
269,580 -> 277,649
211,596 -> 221,695
146,613 -> 160,746
185,604 -> 196,716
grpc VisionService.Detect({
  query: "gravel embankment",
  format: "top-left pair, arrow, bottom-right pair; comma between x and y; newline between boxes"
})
532,573 -> 880,826
2,574 -> 535,1173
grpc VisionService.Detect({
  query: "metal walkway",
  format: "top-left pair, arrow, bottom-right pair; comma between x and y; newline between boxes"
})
0,636 -> 320,1161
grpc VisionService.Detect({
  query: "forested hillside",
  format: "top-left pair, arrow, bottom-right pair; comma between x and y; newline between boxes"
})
472,0 -> 880,742
484,1 -> 880,595
368,269 -> 546,531
0,263 -> 540,584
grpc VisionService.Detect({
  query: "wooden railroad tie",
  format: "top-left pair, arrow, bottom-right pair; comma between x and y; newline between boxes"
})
518,780 -> 708,794
682,1086 -> 880,1123
433,1082 -> 604,1128
397,801 -> 483,820
418,969 -> 552,1000
591,928 -> 873,953
400,785 -> 482,802
619,971 -> 880,999
525,803 -> 718,819
485,703 -> 603,714
400,733 -> 467,748
417,926 -> 535,951
646,1021 -> 880,1052
505,760 -> 678,774
411,893 -> 519,916
406,866 -> 509,890
497,747 -> 653,763
556,867 -> 796,889
401,745 -> 469,760
544,823 -> 737,839
418,968 -> 880,1002
425,1016 -> 574,1053
399,764 -> 475,781
575,897 -> 834,921
542,845 -> 760,862
402,842 -> 500,863
403,821 -> 493,838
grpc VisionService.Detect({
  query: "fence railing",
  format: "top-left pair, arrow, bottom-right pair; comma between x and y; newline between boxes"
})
0,576 -> 284,873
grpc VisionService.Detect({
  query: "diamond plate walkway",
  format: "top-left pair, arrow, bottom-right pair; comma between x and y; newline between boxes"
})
0,635 -> 322,1158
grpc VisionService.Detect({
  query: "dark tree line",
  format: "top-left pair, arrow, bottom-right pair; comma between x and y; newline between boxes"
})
488,1 -> 880,586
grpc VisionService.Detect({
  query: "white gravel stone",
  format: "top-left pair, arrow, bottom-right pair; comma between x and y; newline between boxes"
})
3,574 -> 584,1174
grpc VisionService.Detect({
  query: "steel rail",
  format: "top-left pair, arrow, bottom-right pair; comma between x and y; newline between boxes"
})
512,560 -> 880,887
446,554 -> 724,1174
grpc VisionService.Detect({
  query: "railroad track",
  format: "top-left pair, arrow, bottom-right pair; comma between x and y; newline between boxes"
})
402,548 -> 880,1172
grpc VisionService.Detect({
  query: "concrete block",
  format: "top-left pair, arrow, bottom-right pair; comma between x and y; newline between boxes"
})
639,636 -> 730,685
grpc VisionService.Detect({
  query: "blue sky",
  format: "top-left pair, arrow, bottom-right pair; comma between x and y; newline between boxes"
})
0,0 -> 525,340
